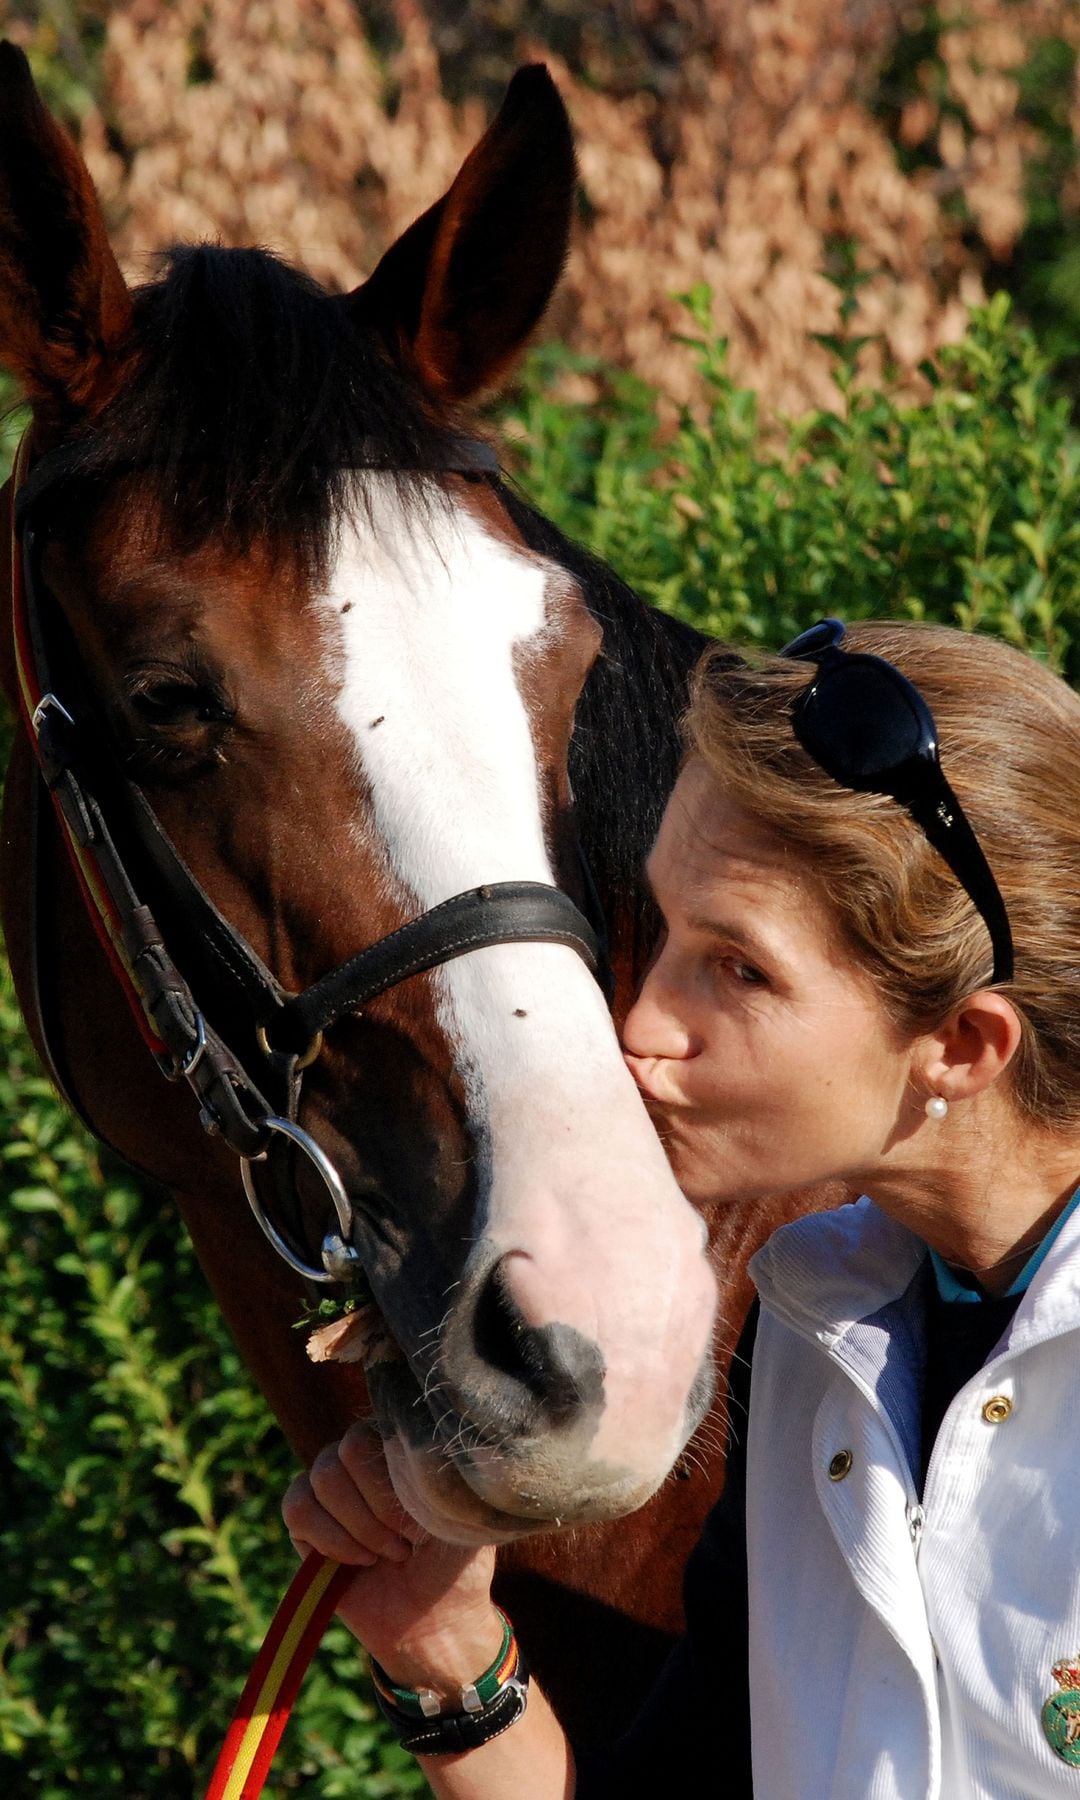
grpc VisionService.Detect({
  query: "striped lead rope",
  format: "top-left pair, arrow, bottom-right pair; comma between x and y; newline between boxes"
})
202,1554 -> 350,1800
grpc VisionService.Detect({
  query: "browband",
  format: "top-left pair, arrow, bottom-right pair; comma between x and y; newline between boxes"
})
14,432 -> 501,530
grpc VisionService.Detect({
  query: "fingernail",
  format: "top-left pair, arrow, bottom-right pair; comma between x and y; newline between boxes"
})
382,1538 -> 411,1563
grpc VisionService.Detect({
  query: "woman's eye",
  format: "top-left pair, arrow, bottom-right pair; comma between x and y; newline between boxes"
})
719,956 -> 767,988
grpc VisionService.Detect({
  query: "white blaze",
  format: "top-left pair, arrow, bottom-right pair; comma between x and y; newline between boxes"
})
318,479 -> 618,1115
316,478 -> 713,1494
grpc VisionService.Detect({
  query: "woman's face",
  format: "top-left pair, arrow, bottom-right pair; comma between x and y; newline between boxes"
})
623,759 -> 921,1207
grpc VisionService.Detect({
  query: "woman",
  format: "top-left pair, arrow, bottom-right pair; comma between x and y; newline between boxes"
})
283,620 -> 1080,1798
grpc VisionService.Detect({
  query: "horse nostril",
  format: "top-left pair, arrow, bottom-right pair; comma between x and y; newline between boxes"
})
471,1260 -> 528,1384
470,1257 -> 606,1428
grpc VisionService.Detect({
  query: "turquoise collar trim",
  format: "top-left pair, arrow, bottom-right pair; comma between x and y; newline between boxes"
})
928,1186 -> 1080,1304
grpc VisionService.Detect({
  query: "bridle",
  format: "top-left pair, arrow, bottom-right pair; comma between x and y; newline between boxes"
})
9,430 -> 612,1286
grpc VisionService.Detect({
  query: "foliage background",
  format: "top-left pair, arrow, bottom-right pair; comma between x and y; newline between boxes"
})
3,0 -> 1080,412
2,6 -> 1080,1798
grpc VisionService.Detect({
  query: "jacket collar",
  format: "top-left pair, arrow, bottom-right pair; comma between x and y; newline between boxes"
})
750,1193 -> 1080,1356
749,1197 -> 921,1349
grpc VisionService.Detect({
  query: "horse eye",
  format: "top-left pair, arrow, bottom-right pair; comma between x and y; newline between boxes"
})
129,677 -> 232,730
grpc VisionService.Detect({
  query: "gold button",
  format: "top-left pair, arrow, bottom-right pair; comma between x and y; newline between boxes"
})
828,1449 -> 854,1481
982,1395 -> 1013,1424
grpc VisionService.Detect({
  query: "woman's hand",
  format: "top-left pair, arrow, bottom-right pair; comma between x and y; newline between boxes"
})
281,1422 -> 502,1694
284,1424 -> 576,1798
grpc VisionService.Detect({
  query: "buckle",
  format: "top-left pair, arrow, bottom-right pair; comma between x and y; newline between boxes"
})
31,692 -> 74,735
30,693 -> 77,790
178,1012 -> 207,1077
155,1009 -> 208,1081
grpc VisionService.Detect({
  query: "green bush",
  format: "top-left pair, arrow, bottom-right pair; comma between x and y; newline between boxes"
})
505,288 -> 1080,675
0,965 -> 423,1798
2,294 -> 1078,1796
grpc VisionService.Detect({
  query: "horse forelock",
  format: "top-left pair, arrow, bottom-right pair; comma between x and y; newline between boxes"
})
48,242 -> 472,578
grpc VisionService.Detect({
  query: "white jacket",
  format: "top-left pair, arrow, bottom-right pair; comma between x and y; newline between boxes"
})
745,1196 -> 1080,1799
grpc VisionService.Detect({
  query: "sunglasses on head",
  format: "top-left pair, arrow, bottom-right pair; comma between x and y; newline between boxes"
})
778,618 -> 1014,985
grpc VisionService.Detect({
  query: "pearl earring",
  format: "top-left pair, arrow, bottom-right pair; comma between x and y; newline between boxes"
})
925,1095 -> 949,1121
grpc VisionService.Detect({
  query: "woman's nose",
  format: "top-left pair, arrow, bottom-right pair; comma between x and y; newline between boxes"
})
622,957 -> 696,1083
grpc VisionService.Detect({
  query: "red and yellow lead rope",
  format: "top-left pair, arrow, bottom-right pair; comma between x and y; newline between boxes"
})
203,1554 -> 351,1800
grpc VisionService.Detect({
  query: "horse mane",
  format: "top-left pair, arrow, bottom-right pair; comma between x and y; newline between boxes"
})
497,484 -> 709,955
61,244 -> 468,574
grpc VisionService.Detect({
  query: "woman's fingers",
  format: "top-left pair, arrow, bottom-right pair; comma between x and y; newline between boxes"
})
281,1435 -> 414,1565
282,1471 -> 379,1565
309,1438 -> 414,1561
283,1468 -> 393,1565
338,1423 -> 424,1543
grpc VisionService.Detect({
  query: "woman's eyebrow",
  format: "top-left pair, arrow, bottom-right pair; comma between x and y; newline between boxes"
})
685,912 -> 776,965
644,866 -> 779,966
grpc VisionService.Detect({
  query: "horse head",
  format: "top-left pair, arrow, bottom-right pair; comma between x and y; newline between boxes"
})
0,48 -> 716,1546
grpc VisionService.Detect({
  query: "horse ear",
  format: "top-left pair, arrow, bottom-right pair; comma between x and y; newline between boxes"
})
356,65 -> 576,402
0,42 -> 132,427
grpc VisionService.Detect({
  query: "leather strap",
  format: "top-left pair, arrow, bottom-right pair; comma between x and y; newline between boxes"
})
25,755 -> 104,1136
268,881 -> 601,1057
373,1664 -> 530,1757
17,500 -> 278,1159
14,433 -> 501,528
36,730 -> 275,1157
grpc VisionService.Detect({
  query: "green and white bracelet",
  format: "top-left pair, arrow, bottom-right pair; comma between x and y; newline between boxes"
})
369,1609 -> 530,1755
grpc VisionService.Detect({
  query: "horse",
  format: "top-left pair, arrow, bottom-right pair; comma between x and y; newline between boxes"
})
0,47 -> 839,1742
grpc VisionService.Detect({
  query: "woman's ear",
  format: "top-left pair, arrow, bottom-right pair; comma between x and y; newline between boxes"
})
920,991 -> 1024,1105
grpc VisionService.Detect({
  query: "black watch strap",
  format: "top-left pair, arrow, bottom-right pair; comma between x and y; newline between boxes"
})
374,1665 -> 530,1756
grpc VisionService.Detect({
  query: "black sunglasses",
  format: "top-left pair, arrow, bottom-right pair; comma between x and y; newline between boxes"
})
778,618 -> 1014,985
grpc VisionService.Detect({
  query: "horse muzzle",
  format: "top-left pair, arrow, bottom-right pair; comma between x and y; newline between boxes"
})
363,1241 -> 716,1544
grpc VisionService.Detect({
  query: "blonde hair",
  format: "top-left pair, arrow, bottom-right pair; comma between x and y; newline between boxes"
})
687,622 -> 1080,1130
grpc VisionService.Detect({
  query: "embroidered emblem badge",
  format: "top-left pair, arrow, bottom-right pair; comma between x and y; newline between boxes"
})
1042,1654 -> 1080,1765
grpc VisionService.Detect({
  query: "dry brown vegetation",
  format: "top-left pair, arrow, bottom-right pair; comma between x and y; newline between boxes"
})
10,0 -> 1080,413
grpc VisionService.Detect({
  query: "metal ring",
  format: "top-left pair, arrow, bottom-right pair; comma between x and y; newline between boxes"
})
178,1012 -> 207,1078
240,1116 -> 356,1284
255,1022 -> 325,1071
